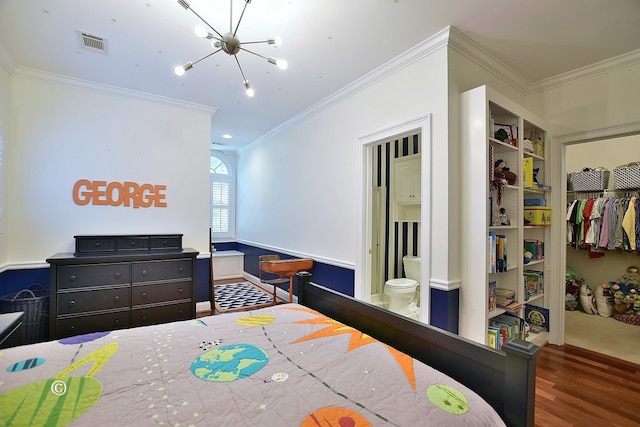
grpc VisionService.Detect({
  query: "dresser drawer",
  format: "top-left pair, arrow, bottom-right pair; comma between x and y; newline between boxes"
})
131,302 -> 192,327
132,281 -> 191,306
58,286 -> 131,315
57,311 -> 130,338
132,259 -> 192,283
57,263 -> 131,289
116,236 -> 150,252
75,236 -> 116,254
150,235 -> 182,251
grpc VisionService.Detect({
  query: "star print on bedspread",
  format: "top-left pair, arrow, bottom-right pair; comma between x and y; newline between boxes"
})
286,306 -> 417,390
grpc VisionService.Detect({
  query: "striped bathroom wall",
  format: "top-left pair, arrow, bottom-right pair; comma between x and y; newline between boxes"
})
372,132 -> 421,290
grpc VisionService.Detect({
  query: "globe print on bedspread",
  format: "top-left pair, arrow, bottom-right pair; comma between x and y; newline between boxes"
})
191,343 -> 269,382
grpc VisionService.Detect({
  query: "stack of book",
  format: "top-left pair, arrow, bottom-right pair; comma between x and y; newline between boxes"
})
495,288 -> 521,313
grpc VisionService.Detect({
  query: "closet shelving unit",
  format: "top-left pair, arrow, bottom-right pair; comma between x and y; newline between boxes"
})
460,85 -> 551,348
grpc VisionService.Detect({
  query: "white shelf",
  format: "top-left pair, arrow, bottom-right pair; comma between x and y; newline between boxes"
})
460,85 -> 551,348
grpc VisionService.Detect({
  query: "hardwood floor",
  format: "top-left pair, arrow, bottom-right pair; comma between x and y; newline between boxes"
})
535,344 -> 640,426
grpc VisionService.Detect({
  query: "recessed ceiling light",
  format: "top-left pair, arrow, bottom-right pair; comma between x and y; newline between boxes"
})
222,134 -> 232,139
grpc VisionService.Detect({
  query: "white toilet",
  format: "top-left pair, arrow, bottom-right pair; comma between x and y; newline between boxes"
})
384,255 -> 420,315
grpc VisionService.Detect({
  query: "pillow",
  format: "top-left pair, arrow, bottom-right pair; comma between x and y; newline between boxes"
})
580,284 -> 598,314
594,284 -> 614,317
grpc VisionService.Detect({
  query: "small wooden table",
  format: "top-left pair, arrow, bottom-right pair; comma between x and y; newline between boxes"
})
259,258 -> 313,303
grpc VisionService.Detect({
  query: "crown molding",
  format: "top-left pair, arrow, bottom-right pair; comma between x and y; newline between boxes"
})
244,26 -> 452,152
555,121 -> 640,145
0,43 -> 16,75
12,67 -> 217,115
447,26 -> 530,96
529,48 -> 640,93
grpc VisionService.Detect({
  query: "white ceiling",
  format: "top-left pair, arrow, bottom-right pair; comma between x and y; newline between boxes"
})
1,0 -> 639,150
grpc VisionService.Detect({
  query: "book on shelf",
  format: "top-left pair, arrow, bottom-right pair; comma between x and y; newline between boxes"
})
522,157 -> 533,188
488,281 -> 497,311
523,270 -> 544,300
487,326 -> 500,350
490,313 -> 525,341
525,304 -> 549,332
489,232 -> 497,273
523,239 -> 544,261
488,233 -> 507,272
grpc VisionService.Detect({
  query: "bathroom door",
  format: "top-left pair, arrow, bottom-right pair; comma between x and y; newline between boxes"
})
370,187 -> 386,296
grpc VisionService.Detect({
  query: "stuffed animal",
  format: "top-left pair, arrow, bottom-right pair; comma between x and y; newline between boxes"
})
579,284 -> 598,314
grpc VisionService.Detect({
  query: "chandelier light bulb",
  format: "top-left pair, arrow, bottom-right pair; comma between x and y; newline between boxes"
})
212,40 -> 221,49
194,25 -> 209,38
270,36 -> 282,46
244,80 -> 254,97
268,57 -> 288,70
174,62 -> 193,76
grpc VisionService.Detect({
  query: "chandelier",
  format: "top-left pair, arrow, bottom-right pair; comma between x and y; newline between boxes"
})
175,0 -> 288,97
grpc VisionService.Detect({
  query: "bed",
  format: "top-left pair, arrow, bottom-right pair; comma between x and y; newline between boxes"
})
0,273 -> 539,426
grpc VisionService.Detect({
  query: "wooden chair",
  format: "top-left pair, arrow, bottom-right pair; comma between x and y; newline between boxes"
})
259,255 -> 291,305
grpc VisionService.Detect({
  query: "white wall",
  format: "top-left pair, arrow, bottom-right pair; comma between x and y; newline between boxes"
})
6,71 -> 213,265
237,48 -> 449,274
0,64 -> 9,266
527,62 -> 640,136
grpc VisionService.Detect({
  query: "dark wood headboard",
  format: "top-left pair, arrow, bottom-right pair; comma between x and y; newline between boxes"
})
297,272 -> 540,427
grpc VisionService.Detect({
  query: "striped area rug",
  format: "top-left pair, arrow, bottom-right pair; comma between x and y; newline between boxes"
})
214,282 -> 274,313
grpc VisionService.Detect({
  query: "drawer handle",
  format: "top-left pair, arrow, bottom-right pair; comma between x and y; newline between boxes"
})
69,300 -> 76,307
178,288 -> 183,294
95,242 -> 101,248
141,270 -> 147,276
114,319 -> 120,326
69,275 -> 76,282
130,241 -> 136,246
162,240 -> 167,245
141,292 -> 147,299
114,272 -> 121,278
178,267 -> 184,273
114,295 -> 120,302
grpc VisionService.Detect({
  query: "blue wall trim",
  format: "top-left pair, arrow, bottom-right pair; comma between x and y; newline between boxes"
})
2,244 -> 456,333
0,268 -> 50,297
430,287 -> 460,334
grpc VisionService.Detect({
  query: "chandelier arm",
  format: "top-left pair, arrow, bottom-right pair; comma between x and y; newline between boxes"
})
238,46 -> 268,60
233,0 -> 251,37
241,40 -> 273,45
191,49 -> 223,66
187,7 -> 224,39
234,56 -> 248,82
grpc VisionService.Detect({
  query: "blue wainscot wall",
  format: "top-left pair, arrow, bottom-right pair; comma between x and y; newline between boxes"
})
1,243 -> 457,334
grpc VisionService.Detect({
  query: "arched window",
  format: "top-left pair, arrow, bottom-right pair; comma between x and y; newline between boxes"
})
210,153 -> 235,240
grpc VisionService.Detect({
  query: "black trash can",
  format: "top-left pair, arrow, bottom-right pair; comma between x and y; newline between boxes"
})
0,283 -> 49,344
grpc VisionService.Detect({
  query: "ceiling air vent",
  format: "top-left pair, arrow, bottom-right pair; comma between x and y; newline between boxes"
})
77,30 -> 108,54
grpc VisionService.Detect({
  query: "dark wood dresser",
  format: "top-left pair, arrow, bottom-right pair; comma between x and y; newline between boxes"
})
47,234 -> 199,339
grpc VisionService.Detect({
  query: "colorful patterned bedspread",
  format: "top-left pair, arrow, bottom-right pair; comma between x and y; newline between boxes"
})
0,304 -> 506,426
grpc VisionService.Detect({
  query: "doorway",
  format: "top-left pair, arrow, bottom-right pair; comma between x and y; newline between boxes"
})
355,115 -> 431,323
559,128 -> 640,364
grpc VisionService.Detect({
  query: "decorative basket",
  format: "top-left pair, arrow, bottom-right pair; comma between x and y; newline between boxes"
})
568,168 -> 609,192
613,162 -> 640,190
0,283 -> 49,344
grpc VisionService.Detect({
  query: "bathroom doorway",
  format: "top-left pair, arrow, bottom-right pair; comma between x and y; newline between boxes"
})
355,115 -> 431,323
